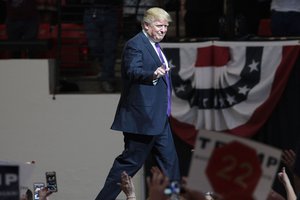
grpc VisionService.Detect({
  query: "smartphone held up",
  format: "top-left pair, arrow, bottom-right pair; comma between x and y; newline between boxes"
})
45,171 -> 58,192
33,183 -> 45,200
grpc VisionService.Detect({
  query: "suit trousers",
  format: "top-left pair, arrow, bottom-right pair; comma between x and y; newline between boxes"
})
95,118 -> 180,200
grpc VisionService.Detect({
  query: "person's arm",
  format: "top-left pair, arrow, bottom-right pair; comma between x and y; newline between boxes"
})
180,176 -> 204,200
278,167 -> 297,200
281,149 -> 300,195
120,171 -> 136,200
267,189 -> 286,200
293,175 -> 300,198
282,149 -> 296,172
38,187 -> 53,200
179,0 -> 186,18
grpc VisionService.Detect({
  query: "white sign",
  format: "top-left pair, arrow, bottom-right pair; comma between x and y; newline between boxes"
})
0,160 -> 35,199
0,165 -> 19,200
188,130 -> 282,200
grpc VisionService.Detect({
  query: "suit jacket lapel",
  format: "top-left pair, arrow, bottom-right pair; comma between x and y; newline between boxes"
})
139,32 -> 163,68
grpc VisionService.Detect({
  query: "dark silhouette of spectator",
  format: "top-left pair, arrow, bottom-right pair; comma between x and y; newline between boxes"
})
83,0 -> 122,93
0,0 -> 6,23
270,0 -> 300,37
4,0 -> 39,58
219,0 -> 270,39
36,0 -> 58,25
61,0 -> 83,23
233,0 -> 262,38
180,0 -> 223,38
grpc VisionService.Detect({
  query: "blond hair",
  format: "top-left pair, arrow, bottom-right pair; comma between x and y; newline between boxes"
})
142,7 -> 172,25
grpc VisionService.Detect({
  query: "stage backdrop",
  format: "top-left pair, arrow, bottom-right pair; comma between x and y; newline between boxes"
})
146,40 -> 300,194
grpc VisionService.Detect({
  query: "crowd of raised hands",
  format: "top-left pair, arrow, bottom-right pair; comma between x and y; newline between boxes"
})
119,148 -> 300,200
276,149 -> 300,200
20,187 -> 53,200
263,149 -> 300,200
19,148 -> 300,200
120,166 -> 218,200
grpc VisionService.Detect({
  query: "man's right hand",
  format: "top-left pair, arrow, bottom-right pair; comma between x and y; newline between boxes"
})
154,65 -> 170,79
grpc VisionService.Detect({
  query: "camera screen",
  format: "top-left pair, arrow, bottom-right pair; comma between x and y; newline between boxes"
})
46,171 -> 58,192
33,183 -> 45,200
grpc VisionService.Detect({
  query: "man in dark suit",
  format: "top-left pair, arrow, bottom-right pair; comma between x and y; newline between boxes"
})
94,7 -> 180,200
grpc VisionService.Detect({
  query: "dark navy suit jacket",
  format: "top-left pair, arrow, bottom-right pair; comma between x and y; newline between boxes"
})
111,31 -> 170,135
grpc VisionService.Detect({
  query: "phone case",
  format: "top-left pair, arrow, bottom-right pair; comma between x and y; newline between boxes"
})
45,171 -> 58,192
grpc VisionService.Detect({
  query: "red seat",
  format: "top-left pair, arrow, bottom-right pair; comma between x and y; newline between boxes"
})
51,24 -> 90,72
0,24 -> 7,40
0,24 -> 10,59
38,23 -> 51,40
61,23 -> 87,39
258,18 -> 272,37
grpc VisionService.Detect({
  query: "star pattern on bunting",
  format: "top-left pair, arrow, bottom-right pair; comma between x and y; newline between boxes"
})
171,46 -> 263,109
175,84 -> 186,93
248,60 -> 259,72
238,85 -> 251,95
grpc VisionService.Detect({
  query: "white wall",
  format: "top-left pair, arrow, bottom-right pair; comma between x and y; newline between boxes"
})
0,60 -> 144,200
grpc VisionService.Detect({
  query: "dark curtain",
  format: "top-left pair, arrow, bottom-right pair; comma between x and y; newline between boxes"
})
253,54 -> 300,195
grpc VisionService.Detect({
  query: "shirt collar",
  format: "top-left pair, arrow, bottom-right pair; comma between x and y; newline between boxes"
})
142,30 -> 156,45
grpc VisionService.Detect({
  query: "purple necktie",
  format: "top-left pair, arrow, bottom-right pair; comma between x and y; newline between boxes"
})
155,43 -> 171,116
